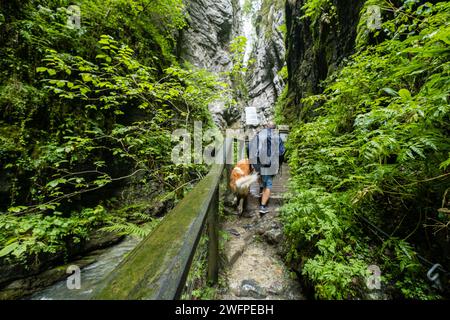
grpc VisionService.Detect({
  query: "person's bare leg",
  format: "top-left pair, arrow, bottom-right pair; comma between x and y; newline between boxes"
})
261,188 -> 271,206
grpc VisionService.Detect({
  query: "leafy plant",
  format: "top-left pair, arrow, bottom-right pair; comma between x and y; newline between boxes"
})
282,0 -> 449,299
0,0 -> 223,264
300,0 -> 337,27
228,36 -> 252,101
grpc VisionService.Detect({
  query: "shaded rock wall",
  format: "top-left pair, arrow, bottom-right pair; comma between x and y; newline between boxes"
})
284,0 -> 365,122
179,0 -> 236,72
178,0 -> 240,128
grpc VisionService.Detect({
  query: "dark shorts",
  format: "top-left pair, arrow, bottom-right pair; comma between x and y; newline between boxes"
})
261,175 -> 274,190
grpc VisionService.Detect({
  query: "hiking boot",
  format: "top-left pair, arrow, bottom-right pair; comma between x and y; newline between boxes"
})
259,205 -> 269,216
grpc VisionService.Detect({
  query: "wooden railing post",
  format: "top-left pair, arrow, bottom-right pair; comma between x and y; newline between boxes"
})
224,137 -> 233,188
207,186 -> 219,284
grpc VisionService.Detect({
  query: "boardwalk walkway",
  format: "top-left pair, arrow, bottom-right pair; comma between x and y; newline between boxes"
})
219,164 -> 304,300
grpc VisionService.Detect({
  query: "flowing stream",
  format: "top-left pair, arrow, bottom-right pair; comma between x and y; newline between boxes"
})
30,237 -> 140,300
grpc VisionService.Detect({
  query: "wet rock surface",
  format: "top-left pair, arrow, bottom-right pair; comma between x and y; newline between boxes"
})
220,216 -> 303,300
180,0 -> 236,72
244,0 -> 286,125
179,0 -> 238,129
238,279 -> 267,299
220,167 -> 304,300
256,217 -> 284,245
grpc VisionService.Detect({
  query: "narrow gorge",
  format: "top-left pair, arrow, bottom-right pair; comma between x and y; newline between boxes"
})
0,0 -> 448,301
180,0 -> 286,128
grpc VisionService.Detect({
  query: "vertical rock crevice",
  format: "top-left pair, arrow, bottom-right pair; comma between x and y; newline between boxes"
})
179,0 -> 243,128
179,0 -> 235,72
284,0 -> 365,122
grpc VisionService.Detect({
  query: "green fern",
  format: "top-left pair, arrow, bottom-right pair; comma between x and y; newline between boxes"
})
100,220 -> 159,238
282,0 -> 450,300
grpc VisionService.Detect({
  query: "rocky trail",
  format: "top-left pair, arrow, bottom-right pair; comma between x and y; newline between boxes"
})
219,165 -> 304,300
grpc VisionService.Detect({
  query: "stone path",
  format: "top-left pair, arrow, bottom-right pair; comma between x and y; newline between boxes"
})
219,165 -> 304,300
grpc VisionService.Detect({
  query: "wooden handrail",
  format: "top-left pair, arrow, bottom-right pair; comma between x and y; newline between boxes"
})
93,143 -> 230,300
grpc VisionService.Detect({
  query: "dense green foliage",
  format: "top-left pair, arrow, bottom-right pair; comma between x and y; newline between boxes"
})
282,0 -> 449,299
300,0 -> 336,26
229,35 -> 257,103
259,0 -> 286,39
0,1 -> 223,263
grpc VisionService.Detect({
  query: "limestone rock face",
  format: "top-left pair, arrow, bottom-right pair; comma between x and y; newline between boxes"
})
285,0 -> 365,121
244,1 -> 286,126
179,0 -> 236,72
179,0 -> 238,129
180,0 -> 286,129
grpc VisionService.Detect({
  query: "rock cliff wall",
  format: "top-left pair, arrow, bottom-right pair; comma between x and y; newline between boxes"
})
178,0 -> 239,128
179,0 -> 286,128
244,0 -> 286,126
284,0 -> 365,122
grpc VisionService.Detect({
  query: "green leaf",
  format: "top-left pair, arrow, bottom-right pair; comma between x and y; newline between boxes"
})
7,206 -> 28,213
37,204 -> 57,211
381,87 -> 398,96
439,155 -> 450,170
46,178 -> 67,188
81,73 -> 93,82
398,89 -> 412,100
56,80 -> 66,88
0,242 -> 19,258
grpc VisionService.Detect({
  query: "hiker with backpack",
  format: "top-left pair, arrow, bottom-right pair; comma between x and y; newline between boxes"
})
248,122 -> 286,216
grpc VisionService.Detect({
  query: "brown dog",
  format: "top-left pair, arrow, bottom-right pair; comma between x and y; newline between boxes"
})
229,159 -> 259,216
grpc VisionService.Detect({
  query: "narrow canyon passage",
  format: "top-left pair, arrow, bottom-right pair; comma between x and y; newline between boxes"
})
0,0 -> 448,302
